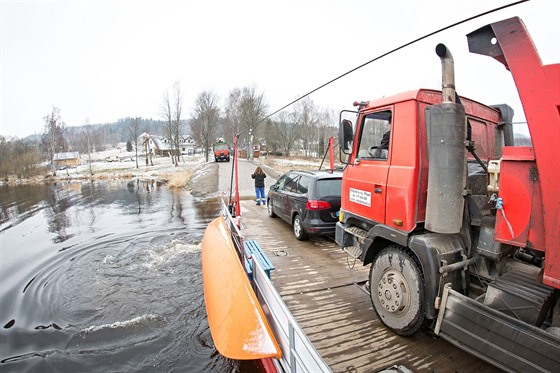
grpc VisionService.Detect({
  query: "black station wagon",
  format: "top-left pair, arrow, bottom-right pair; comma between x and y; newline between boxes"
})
267,170 -> 342,240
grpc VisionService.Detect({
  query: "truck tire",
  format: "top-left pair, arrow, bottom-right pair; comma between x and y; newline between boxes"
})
369,245 -> 426,336
293,214 -> 308,241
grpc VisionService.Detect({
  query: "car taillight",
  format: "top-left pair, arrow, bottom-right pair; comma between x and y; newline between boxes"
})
306,200 -> 331,210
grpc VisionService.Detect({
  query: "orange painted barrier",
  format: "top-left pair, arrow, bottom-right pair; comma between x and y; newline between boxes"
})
202,216 -> 282,360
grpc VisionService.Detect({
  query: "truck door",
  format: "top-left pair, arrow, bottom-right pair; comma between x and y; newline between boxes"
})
345,110 -> 392,224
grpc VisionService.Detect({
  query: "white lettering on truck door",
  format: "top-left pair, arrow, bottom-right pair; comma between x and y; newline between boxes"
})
349,188 -> 371,207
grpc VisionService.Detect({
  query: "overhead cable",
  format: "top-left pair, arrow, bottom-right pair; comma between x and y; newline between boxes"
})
262,0 -> 529,122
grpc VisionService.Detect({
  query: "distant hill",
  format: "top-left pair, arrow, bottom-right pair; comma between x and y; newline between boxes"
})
514,133 -> 532,146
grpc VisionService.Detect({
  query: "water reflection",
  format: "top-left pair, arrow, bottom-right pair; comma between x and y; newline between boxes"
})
0,180 -> 232,372
44,184 -> 74,243
1,181 -> 171,243
0,184 -> 49,232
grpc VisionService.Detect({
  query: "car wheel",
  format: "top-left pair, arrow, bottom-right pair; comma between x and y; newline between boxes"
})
267,200 -> 276,218
293,214 -> 308,241
369,245 -> 426,336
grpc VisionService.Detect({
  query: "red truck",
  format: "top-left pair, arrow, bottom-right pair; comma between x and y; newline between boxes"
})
212,139 -> 231,162
335,17 -> 559,372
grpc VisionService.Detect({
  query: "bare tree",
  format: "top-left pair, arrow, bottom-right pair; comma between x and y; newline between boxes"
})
95,128 -> 107,152
65,128 -> 79,152
172,81 -> 183,164
161,90 -> 174,164
239,85 -> 268,148
0,137 -> 42,180
191,90 -> 220,162
0,136 -> 9,180
293,96 -> 319,157
261,118 -> 281,155
224,88 -> 242,143
41,106 -> 67,175
139,132 -> 153,167
313,109 -> 337,158
160,82 -> 184,166
276,110 -> 301,157
83,121 -> 95,175
127,117 -> 142,169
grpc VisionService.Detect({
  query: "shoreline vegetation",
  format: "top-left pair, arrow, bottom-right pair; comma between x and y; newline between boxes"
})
1,147 -> 327,198
1,159 -> 206,188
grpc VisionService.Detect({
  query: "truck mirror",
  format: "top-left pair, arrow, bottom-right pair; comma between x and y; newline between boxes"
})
339,119 -> 354,155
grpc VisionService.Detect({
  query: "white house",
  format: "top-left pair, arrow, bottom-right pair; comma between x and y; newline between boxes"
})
138,134 -> 196,156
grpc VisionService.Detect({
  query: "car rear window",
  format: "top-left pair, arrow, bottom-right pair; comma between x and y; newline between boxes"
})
315,178 -> 342,198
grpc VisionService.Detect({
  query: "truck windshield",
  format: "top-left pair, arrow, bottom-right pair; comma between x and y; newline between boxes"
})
213,144 -> 228,151
357,111 -> 392,160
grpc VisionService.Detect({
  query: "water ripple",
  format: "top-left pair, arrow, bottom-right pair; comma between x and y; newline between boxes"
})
0,181 -> 228,372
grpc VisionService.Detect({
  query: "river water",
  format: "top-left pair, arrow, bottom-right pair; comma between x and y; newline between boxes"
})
0,180 -> 240,372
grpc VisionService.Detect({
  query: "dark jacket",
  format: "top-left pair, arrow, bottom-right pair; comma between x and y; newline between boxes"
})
251,173 -> 266,188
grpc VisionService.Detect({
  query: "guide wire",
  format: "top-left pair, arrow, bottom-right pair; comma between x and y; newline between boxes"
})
261,0 -> 528,123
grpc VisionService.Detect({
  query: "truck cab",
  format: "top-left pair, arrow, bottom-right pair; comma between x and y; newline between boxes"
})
212,141 -> 231,162
338,90 -> 502,236
335,17 -> 559,372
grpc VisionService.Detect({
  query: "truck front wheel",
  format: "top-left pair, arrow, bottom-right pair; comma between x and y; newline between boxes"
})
369,245 -> 426,336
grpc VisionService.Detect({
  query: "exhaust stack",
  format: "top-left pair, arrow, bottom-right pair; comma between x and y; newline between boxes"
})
436,43 -> 456,103
425,44 -> 467,234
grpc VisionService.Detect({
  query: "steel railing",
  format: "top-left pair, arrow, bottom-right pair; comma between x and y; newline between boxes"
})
221,201 -> 331,373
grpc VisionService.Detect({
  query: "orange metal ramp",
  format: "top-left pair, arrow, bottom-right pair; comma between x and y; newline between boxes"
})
202,216 -> 281,360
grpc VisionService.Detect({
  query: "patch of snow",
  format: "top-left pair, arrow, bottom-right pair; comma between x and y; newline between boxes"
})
52,148 -> 207,182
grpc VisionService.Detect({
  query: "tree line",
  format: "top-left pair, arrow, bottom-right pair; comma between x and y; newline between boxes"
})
1,82 -> 340,181
1,79 -> 533,182
192,85 -> 338,162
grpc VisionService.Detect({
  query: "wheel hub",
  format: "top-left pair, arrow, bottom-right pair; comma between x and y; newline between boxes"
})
377,270 -> 408,313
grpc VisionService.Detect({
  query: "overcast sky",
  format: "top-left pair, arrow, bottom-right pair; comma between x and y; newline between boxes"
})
1,0 -> 559,138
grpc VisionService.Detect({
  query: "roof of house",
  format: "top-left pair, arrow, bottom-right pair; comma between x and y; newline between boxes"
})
150,135 -> 193,148
150,136 -> 173,151
53,152 -> 80,161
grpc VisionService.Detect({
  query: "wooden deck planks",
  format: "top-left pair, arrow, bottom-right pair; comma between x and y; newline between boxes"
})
240,203 -> 499,372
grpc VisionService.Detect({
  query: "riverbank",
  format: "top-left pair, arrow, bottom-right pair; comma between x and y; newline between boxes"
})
2,146 -> 327,197
2,144 -> 208,187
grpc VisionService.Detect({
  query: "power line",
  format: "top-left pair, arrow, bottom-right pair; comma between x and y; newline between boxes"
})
262,0 -> 529,123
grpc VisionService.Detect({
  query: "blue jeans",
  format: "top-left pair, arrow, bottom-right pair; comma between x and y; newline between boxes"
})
255,187 -> 265,204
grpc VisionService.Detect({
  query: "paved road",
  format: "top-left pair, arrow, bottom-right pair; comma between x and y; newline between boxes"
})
217,157 -> 279,201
